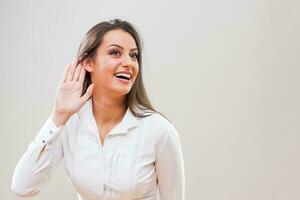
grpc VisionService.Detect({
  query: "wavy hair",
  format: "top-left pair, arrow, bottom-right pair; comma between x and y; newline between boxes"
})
75,19 -> 156,118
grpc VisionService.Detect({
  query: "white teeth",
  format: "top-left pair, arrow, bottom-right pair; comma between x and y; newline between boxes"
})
114,73 -> 131,79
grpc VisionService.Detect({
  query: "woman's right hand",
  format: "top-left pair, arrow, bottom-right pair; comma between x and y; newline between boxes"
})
51,58 -> 94,126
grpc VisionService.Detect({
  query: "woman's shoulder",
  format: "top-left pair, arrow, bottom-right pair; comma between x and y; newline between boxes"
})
138,112 -> 181,150
139,111 -> 177,135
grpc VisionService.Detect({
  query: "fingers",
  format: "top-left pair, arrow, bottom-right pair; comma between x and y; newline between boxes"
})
78,65 -> 86,84
67,58 -> 79,82
73,63 -> 82,82
62,58 -> 86,83
80,83 -> 94,104
61,64 -> 71,83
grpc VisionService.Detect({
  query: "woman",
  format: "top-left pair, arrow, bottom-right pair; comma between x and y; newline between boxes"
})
11,19 -> 185,200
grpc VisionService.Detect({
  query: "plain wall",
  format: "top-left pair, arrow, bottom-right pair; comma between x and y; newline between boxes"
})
1,0 -> 300,199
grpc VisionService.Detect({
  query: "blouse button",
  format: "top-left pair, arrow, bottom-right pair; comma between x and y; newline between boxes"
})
50,130 -> 53,134
42,140 -> 45,143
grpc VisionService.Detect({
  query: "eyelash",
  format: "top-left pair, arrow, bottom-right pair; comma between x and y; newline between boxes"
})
110,50 -> 120,56
110,50 -> 138,60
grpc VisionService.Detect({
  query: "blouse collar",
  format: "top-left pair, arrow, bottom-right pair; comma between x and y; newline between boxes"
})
78,97 -> 140,136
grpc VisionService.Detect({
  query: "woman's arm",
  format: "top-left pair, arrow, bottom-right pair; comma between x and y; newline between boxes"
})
10,59 -> 92,197
156,125 -> 186,200
10,116 -> 65,197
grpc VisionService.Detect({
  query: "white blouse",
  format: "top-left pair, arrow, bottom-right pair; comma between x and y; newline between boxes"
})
11,98 -> 185,200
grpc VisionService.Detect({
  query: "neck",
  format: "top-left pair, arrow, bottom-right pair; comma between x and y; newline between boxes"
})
91,88 -> 127,128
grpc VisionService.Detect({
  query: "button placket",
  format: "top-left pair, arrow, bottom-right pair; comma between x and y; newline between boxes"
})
103,136 -> 113,196
102,138 -> 110,198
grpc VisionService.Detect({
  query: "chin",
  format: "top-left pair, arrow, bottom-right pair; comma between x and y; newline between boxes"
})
113,87 -> 132,97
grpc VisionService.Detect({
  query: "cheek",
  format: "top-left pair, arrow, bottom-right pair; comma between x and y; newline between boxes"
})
96,59 -> 117,75
133,65 -> 139,79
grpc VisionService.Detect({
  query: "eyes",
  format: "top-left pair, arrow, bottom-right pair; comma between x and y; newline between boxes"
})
110,49 -> 139,61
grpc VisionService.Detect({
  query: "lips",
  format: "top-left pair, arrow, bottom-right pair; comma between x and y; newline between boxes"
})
113,72 -> 132,80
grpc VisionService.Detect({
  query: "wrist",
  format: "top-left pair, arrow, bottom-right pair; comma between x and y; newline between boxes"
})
51,110 -> 71,127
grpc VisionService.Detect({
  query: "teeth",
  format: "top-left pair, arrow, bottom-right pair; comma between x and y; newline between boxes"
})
114,73 -> 131,79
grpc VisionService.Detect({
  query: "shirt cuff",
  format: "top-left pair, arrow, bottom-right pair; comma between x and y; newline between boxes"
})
34,117 -> 64,148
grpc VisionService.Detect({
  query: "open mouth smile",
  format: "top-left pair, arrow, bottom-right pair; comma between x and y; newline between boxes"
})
113,72 -> 132,83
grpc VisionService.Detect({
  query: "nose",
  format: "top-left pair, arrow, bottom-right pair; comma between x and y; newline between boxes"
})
121,55 -> 135,68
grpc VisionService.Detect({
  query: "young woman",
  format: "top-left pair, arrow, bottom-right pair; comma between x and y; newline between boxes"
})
11,19 -> 185,200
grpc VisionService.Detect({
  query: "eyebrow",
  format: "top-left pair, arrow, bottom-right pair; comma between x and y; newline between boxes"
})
108,44 -> 138,51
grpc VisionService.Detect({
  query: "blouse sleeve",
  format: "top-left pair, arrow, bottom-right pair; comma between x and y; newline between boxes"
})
11,116 -> 64,197
156,125 -> 185,200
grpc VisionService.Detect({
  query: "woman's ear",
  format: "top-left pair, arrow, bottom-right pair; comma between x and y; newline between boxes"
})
82,58 -> 93,72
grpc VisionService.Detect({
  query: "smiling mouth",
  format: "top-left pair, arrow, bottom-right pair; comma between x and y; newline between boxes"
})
114,73 -> 132,80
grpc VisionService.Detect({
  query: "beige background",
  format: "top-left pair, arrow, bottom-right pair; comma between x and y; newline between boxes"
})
1,0 -> 300,199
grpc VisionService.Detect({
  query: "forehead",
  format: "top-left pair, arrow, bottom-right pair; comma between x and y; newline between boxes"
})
101,29 -> 137,50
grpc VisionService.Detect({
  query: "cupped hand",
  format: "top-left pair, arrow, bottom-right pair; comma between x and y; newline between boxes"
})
53,58 -> 94,116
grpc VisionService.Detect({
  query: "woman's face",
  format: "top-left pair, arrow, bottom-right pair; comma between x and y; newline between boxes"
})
85,29 -> 139,97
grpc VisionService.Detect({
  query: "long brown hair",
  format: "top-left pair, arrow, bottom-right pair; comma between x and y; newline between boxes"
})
76,19 -> 156,118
